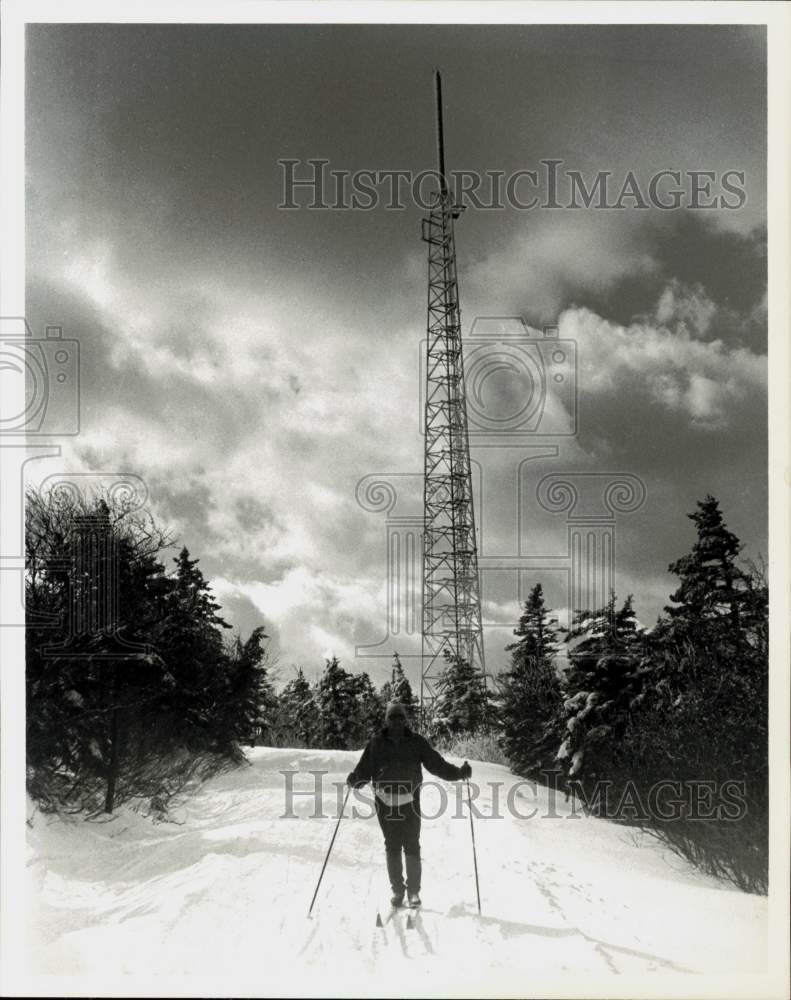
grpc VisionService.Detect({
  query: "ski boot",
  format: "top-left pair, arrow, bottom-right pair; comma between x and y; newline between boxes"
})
407,891 -> 421,908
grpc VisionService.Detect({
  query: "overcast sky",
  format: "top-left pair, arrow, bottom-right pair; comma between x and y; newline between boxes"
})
26,23 -> 767,684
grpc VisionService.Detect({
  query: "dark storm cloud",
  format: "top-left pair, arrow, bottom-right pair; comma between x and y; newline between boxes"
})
571,213 -> 767,347
27,23 -> 766,274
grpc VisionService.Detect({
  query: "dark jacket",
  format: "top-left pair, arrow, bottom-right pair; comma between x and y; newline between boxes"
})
348,726 -> 464,795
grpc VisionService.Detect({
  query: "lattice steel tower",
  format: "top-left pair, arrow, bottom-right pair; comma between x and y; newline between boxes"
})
420,71 -> 486,718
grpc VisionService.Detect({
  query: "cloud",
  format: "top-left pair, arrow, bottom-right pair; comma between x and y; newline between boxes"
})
24,28 -> 767,678
655,281 -> 717,336
463,211 -> 658,325
212,568 -> 388,674
26,234 -> 426,680
25,220 -> 767,679
463,211 -> 766,355
562,302 -> 766,431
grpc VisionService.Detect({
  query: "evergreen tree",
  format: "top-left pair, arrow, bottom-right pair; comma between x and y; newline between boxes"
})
497,583 -> 563,778
664,494 -> 750,646
379,653 -> 420,726
431,651 -> 494,738
555,593 -> 648,791
168,547 -> 231,638
317,657 -> 359,749
222,626 -> 276,747
278,668 -> 320,746
350,672 -> 385,743
158,547 -> 232,740
619,506 -> 769,891
648,496 -> 763,738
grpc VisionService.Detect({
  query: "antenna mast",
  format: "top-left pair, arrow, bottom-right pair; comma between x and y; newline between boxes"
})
419,71 -> 486,723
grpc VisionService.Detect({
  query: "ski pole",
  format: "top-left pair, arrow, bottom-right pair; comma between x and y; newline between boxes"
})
465,778 -> 481,915
308,783 -> 352,917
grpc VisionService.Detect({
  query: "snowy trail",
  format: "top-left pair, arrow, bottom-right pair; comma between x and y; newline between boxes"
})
25,747 -> 767,995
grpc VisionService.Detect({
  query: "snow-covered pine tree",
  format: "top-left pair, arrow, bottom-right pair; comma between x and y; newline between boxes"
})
278,668 -> 320,746
350,671 -> 384,744
497,583 -> 563,778
379,653 -> 420,726
555,592 -> 647,796
317,657 -> 359,749
618,499 -> 769,890
431,651 -> 494,739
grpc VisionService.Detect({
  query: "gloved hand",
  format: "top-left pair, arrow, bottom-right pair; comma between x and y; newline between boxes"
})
459,761 -> 472,780
347,771 -> 366,789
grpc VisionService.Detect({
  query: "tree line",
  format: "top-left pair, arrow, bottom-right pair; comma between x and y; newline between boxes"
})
25,486 -> 767,894
496,494 -> 768,894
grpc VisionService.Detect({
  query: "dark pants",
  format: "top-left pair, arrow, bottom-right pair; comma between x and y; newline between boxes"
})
374,789 -> 421,894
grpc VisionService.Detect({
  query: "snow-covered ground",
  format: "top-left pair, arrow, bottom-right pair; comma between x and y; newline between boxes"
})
23,747 -> 770,997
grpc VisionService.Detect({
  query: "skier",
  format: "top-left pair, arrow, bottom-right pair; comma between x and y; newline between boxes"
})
346,700 -> 472,908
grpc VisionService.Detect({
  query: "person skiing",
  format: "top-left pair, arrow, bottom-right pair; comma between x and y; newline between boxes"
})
346,700 -> 472,908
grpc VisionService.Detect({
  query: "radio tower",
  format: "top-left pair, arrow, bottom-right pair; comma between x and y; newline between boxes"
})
420,71 -> 486,722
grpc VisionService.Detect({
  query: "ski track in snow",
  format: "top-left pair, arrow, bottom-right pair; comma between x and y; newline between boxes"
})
25,748 -> 767,994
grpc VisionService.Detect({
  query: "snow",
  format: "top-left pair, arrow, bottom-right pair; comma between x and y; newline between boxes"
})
22,747 -> 771,997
